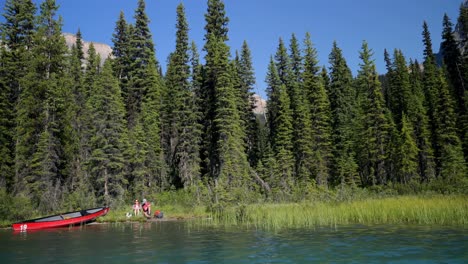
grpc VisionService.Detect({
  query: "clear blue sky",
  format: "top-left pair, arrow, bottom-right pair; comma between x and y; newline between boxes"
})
19,0 -> 463,97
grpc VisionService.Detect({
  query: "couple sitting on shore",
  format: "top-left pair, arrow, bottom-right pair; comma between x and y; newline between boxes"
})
133,198 -> 151,218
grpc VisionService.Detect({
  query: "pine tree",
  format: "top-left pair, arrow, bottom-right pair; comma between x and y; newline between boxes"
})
15,0 -> 69,208
303,33 -> 332,186
0,0 -> 36,191
127,0 -> 157,129
204,0 -> 229,43
63,29 -> 97,208
328,42 -> 359,185
164,4 -> 201,188
234,41 -> 258,167
398,114 -> 419,183
87,60 -> 128,205
441,13 -> 467,159
112,11 -> 131,95
434,69 -> 467,181
266,58 -> 294,192
140,60 -> 167,193
408,60 -> 436,181
0,45 -> 13,189
356,41 -> 390,186
421,22 -> 439,153
287,34 -> 309,182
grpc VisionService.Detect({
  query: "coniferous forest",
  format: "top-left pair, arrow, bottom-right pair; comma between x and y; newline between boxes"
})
0,0 -> 467,220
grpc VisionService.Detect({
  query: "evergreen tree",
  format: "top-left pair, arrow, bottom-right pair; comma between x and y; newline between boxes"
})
265,58 -> 294,192
164,4 -> 201,188
356,41 -> 390,186
64,30 -> 97,208
112,11 -> 131,94
140,60 -> 167,193
287,34 -> 312,182
408,60 -> 436,181
235,41 -> 258,167
204,0 -> 229,43
303,33 -> 332,186
328,42 -> 359,185
87,60 -> 128,205
397,114 -> 419,183
441,13 -> 467,158
421,22 -> 439,152
15,0 -> 69,208
0,0 -> 36,191
127,0 -> 157,129
434,69 -> 467,181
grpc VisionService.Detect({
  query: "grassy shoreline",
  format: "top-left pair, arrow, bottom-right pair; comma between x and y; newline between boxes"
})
1,195 -> 466,229
201,195 -> 467,229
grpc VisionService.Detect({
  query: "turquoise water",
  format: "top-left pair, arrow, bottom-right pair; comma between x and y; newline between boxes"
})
1,222 -> 467,263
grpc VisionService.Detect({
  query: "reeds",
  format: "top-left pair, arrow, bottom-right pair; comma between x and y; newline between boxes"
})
202,195 -> 467,229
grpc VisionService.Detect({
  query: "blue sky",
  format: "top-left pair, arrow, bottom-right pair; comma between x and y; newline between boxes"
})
20,1 -> 463,97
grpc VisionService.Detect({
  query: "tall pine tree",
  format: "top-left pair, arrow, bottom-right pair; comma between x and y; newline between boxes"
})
327,42 -> 359,185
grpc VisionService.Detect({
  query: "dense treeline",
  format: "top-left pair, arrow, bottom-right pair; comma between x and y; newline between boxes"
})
0,0 -> 467,218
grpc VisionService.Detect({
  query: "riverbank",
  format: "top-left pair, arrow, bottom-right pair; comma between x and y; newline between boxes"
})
1,195 -> 466,229
201,195 -> 468,229
98,195 -> 467,228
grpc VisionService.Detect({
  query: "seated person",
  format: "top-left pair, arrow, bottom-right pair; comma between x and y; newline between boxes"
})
141,198 -> 151,218
133,199 -> 141,216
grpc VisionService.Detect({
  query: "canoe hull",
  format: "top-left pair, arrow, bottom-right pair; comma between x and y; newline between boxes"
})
12,207 -> 109,231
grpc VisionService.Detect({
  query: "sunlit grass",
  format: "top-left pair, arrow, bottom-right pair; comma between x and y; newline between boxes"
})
200,195 -> 468,229
97,204 -> 208,223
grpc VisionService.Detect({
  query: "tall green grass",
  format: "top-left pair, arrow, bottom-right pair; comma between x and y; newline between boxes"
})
201,195 -> 467,229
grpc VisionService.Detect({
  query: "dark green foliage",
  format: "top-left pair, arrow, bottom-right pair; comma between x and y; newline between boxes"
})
14,0 -> 69,211
126,0 -> 157,129
328,42 -> 359,186
434,69 -> 467,181
0,0 -> 466,216
303,33 -> 332,186
0,0 -> 36,191
164,4 -> 201,188
266,58 -> 294,192
87,60 -> 128,205
234,41 -> 258,167
441,13 -> 468,159
397,114 -> 419,183
204,0 -> 229,42
408,60 -> 436,181
1,0 -> 36,49
355,41 -> 391,186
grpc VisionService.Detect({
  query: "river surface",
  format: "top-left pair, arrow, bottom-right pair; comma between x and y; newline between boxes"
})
1,221 -> 467,263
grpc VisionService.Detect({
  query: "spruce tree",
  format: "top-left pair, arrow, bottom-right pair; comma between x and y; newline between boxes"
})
303,33 -> 332,186
164,4 -> 201,188
127,0 -> 157,129
434,69 -> 467,181
235,41 -> 258,167
398,114 -> 419,183
87,60 -> 128,205
355,41 -> 390,186
15,0 -> 69,208
422,22 -> 439,153
112,11 -> 131,95
408,60 -> 436,181
287,34 -> 310,182
140,60 -> 167,193
328,42 -> 359,185
265,58 -> 294,192
0,0 -> 36,191
441,13 -> 467,158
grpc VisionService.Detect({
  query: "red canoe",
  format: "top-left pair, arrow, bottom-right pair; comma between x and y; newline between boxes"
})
12,206 -> 110,231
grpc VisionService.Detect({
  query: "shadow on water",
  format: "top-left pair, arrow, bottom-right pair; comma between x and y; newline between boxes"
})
0,222 -> 467,263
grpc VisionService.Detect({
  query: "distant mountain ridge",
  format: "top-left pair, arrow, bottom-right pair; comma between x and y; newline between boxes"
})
63,33 -> 112,62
